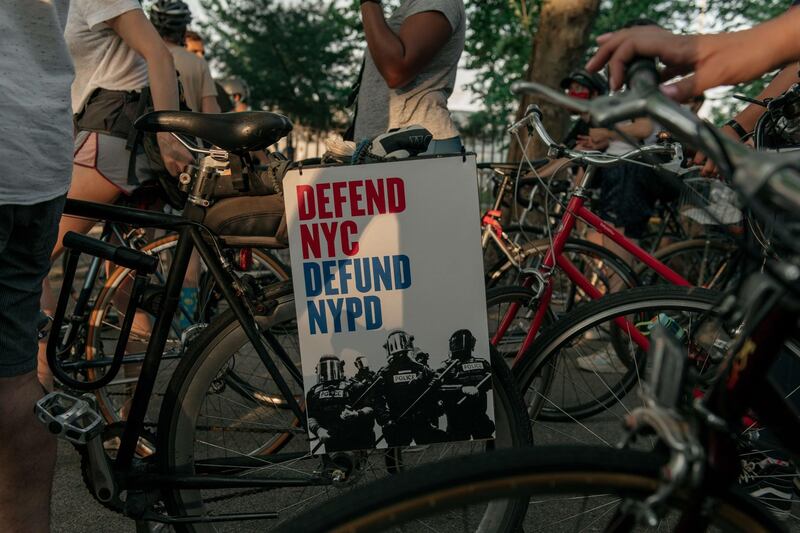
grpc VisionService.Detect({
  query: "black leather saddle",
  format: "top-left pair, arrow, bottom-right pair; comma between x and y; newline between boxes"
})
134,111 -> 293,153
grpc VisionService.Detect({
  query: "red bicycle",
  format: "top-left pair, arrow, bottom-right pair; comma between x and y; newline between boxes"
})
485,105 -> 733,428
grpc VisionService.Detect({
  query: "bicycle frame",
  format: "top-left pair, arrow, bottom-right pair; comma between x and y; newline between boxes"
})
60,199 -> 306,475
491,166 -> 693,366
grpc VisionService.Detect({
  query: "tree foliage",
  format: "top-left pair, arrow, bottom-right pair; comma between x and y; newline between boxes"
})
199,0 -> 360,130
465,0 -> 790,130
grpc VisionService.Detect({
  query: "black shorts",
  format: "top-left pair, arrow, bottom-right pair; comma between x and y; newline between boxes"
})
595,163 -> 678,238
0,195 -> 64,377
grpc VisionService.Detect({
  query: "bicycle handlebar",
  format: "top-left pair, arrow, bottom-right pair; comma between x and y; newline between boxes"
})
511,65 -> 800,214
511,102 -> 678,169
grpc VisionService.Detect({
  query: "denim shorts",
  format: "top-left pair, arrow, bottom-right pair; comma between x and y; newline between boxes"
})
0,195 -> 65,377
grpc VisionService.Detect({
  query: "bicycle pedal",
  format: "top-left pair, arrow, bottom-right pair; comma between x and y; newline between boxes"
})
35,391 -> 104,445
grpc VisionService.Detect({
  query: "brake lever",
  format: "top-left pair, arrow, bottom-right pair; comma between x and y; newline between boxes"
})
733,93 -> 767,107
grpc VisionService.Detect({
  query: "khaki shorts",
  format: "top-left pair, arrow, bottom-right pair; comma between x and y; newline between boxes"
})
74,131 -> 156,195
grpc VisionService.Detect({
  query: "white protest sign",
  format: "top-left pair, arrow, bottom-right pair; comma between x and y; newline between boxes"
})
283,154 -> 494,454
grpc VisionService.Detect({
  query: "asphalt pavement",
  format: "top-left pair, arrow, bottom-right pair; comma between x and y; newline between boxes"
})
52,443 -> 131,532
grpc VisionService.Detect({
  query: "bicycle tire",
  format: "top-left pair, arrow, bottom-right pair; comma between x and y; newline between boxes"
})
486,238 -> 639,311
157,298 -> 532,531
515,285 -> 721,426
276,446 -> 782,533
639,237 -> 740,289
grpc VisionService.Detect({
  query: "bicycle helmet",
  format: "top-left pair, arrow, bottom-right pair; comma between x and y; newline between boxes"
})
448,329 -> 476,360
559,69 -> 609,97
150,0 -> 192,29
316,354 -> 344,383
219,77 -> 251,104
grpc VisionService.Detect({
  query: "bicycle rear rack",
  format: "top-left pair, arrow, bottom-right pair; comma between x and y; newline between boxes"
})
47,231 -> 159,391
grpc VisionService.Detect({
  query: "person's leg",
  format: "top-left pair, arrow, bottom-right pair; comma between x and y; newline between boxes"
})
0,372 -> 56,533
38,164 -> 122,389
0,196 -> 65,533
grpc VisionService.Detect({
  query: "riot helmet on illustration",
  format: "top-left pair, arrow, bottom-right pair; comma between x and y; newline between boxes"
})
449,329 -> 476,360
316,354 -> 344,383
383,329 -> 415,363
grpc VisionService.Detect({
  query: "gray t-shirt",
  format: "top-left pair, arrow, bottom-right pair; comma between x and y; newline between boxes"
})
65,0 -> 149,114
0,0 -> 74,205
354,0 -> 465,141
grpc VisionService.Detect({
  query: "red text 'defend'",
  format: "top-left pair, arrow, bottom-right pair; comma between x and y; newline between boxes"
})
297,177 -> 406,220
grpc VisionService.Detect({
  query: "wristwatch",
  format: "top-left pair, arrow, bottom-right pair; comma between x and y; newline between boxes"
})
724,118 -> 749,140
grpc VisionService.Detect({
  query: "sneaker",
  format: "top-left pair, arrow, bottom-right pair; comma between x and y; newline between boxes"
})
575,352 -> 628,373
739,453 -> 797,519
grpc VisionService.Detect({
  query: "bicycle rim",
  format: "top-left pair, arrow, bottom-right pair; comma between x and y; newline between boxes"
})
515,286 -> 723,439
157,300 -> 531,531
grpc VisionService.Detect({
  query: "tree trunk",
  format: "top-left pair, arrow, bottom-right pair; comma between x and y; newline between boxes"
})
507,0 -> 600,162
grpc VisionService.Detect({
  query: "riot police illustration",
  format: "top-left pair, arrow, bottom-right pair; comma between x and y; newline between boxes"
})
414,348 -> 430,367
353,355 -> 375,385
306,355 -> 376,453
374,330 -> 447,447
437,329 -> 495,440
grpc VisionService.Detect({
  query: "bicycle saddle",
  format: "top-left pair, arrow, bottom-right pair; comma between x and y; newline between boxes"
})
134,111 -> 293,153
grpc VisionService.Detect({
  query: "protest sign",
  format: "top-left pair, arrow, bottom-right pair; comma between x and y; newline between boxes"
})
283,154 -> 494,454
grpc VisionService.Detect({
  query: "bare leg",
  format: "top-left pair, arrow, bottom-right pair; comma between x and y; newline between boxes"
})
0,371 -> 56,533
38,165 -> 122,389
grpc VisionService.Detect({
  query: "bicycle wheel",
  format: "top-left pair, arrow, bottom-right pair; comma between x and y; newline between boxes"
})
639,237 -> 741,290
157,295 -> 532,531
85,235 -> 290,424
277,446 -> 781,533
515,286 -> 724,438
486,285 -> 544,363
486,238 -> 638,312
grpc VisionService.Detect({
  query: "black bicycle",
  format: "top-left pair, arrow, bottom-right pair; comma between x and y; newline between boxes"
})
36,110 -> 531,531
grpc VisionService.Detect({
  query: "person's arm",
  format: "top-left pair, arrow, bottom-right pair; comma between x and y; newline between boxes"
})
694,65 -> 799,175
360,2 -> 453,89
587,117 -> 653,147
728,65 -> 799,135
108,9 -> 193,175
586,8 -> 800,101
611,117 -> 653,141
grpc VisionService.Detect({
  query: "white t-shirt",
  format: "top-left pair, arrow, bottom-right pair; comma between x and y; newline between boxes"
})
355,0 -> 466,141
605,119 -> 658,156
0,0 -> 74,205
65,0 -> 149,114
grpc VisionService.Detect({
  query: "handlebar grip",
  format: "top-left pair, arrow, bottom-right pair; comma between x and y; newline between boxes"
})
626,57 -> 659,92
62,232 -> 159,274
